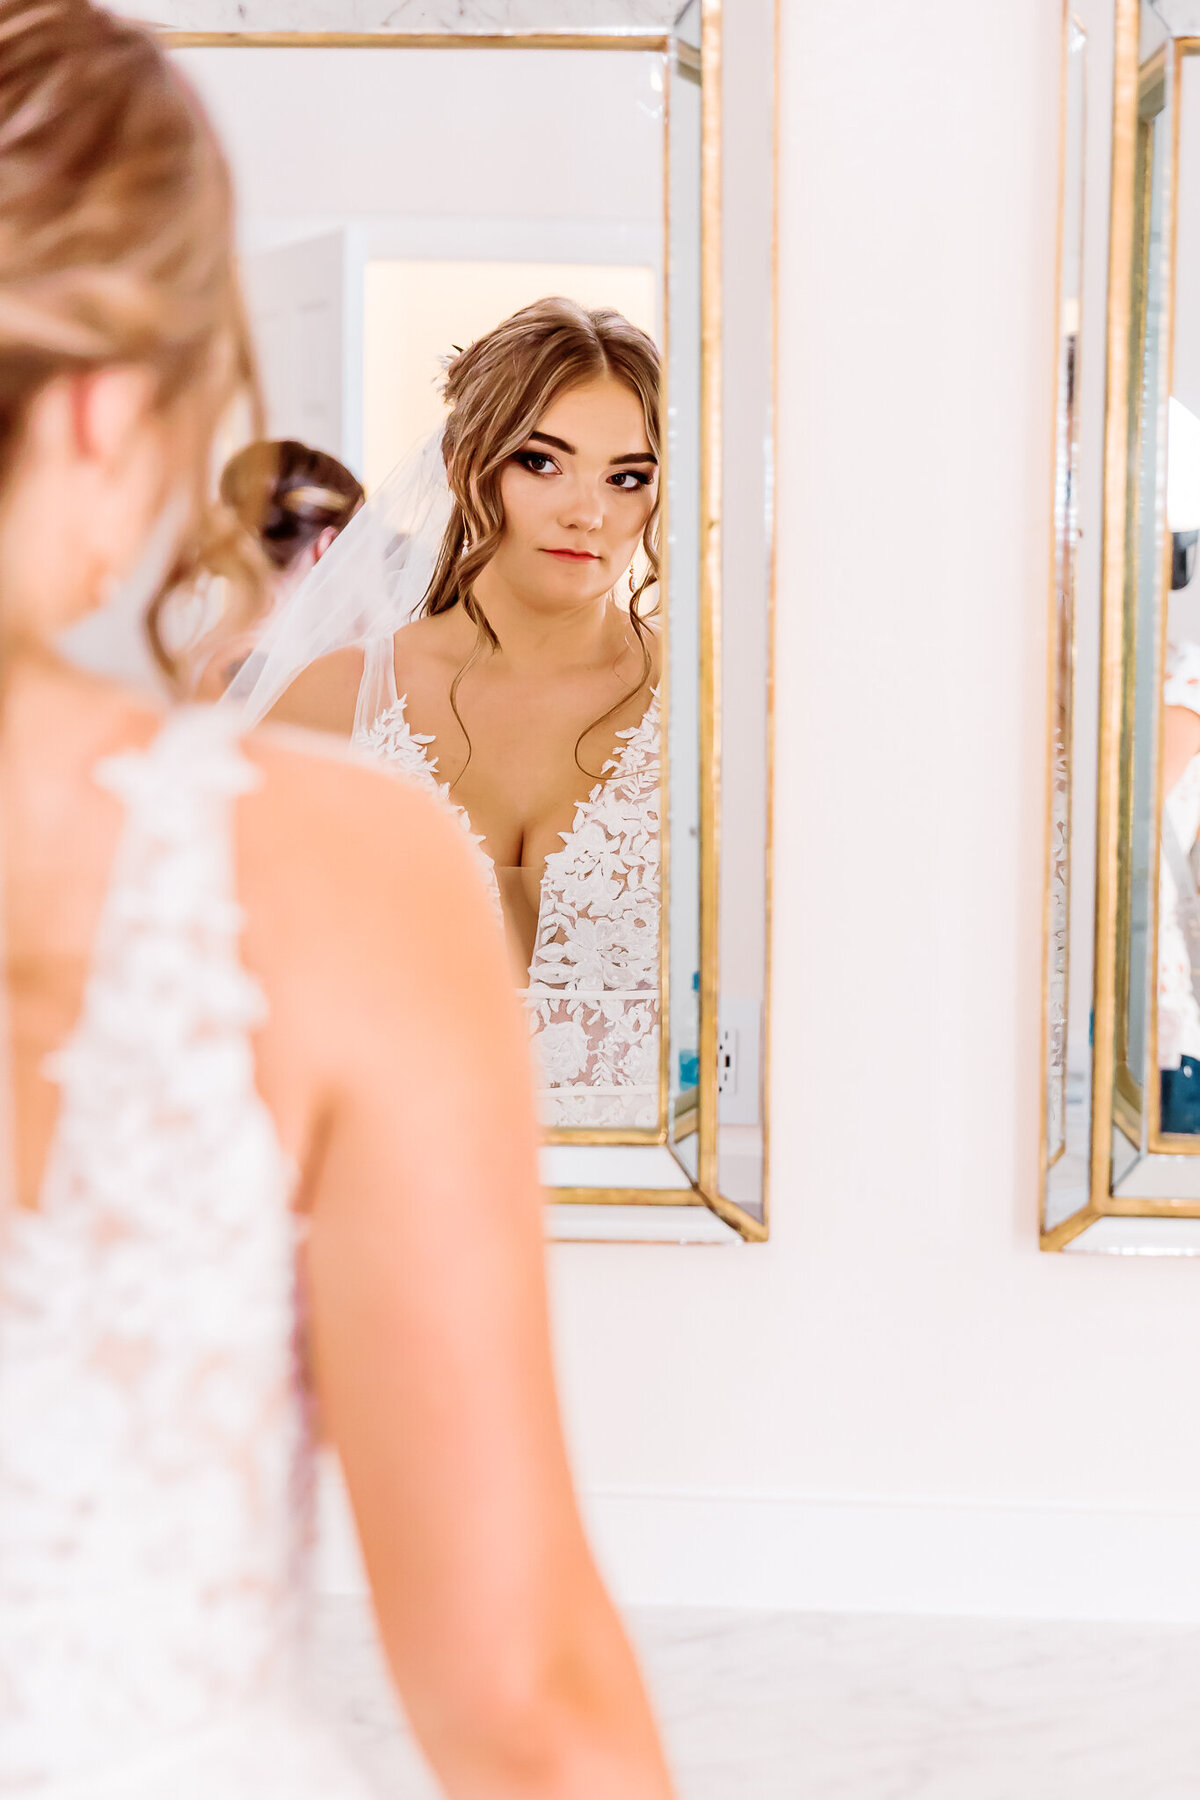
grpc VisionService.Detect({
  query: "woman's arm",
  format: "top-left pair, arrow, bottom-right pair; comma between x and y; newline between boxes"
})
289,766 -> 674,1800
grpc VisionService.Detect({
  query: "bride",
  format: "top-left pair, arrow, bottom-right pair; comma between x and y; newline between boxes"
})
0,5 -> 674,1796
234,301 -> 663,1132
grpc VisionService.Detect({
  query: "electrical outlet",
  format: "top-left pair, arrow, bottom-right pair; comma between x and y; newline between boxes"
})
717,1000 -> 762,1126
717,1027 -> 739,1095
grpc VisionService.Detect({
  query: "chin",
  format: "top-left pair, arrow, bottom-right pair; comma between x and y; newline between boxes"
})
531,566 -> 610,607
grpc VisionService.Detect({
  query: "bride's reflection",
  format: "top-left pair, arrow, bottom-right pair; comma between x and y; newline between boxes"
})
266,298 -> 663,1130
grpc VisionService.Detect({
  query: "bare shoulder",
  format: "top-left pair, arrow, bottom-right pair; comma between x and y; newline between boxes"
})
267,645 -> 366,736
194,632 -> 260,701
240,722 -> 478,905
1165,701 -> 1200,736
391,614 -> 467,689
238,723 -> 497,984
233,720 -> 519,1183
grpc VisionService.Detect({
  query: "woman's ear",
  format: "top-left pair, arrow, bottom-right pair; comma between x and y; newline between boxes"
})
312,524 -> 339,564
71,366 -> 158,469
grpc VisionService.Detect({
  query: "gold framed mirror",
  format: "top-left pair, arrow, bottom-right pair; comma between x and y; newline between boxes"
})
120,1 -> 776,1242
1039,0 -> 1200,1252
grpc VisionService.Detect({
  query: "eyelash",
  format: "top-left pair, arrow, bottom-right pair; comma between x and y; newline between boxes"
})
513,451 -> 654,491
514,450 -> 559,476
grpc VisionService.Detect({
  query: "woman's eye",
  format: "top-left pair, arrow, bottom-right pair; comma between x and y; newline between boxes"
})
516,450 -> 557,476
610,470 -> 652,491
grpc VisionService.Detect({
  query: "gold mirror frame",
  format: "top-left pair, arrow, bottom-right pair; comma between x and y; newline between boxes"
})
1040,0 -> 1200,1251
157,2 -> 776,1243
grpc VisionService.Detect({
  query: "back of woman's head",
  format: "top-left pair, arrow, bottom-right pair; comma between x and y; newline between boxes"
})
220,440 -> 364,573
0,0 -> 260,664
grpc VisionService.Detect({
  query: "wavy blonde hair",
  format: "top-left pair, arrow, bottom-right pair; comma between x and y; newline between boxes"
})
423,297 -> 662,780
0,0 -> 263,675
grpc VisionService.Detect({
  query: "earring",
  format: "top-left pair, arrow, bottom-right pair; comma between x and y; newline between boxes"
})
629,567 -> 638,600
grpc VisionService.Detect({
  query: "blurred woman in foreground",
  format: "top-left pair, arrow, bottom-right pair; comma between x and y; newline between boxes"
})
0,4 -> 674,1796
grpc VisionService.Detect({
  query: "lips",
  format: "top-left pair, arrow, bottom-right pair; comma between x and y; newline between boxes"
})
542,548 -> 600,562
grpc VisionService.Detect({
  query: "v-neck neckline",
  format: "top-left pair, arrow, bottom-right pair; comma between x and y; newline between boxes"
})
389,685 -> 659,885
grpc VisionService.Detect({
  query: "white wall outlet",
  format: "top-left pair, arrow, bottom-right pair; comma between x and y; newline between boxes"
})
717,999 -> 762,1127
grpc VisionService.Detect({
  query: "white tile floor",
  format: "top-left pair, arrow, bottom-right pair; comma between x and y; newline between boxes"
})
313,1597 -> 1200,1798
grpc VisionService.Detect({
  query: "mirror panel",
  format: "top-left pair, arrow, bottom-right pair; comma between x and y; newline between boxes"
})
87,1 -> 775,1239
1042,0 -> 1200,1249
1044,9 -> 1091,1234
712,0 -> 775,1227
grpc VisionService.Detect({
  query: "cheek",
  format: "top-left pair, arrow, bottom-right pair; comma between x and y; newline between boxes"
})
496,471 -> 549,557
619,489 -> 656,548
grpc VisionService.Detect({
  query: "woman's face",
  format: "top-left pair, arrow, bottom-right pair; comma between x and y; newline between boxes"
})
490,376 -> 658,611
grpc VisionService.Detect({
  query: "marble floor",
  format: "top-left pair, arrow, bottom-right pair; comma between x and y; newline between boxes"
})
313,1597 -> 1200,1797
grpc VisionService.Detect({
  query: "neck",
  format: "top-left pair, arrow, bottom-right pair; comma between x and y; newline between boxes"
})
467,568 -> 626,675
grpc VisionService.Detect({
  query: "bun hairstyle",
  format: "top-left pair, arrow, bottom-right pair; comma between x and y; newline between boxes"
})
220,440 -> 364,573
423,296 -> 662,779
0,0 -> 263,675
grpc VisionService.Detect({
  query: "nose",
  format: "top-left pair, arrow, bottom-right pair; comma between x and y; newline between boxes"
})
557,473 -> 605,535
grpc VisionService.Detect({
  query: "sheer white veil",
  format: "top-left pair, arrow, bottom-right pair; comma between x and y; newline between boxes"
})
221,425 -> 452,730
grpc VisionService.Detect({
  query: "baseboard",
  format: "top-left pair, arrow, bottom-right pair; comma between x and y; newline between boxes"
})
317,1463 -> 1200,1623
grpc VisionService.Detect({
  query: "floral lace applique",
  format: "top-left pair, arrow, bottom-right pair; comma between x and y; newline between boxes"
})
528,694 -> 661,1130
356,693 -> 662,1131
0,710 -> 372,1797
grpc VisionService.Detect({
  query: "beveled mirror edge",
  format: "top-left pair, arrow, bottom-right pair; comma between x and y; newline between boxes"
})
161,2 -> 777,1244
692,0 -> 775,1248
1040,0 -> 1087,1226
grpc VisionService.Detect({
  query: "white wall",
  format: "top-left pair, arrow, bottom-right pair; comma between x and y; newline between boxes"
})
538,0 -> 1200,1624
175,46 -> 663,239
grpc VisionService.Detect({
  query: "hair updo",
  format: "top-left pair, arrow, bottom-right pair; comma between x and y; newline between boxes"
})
422,296 -> 662,778
220,440 -> 364,573
0,0 -> 262,671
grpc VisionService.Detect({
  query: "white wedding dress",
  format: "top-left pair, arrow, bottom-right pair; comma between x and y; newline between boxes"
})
354,641 -> 662,1131
0,709 -> 377,1797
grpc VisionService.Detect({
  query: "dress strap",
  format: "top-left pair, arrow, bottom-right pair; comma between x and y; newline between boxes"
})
354,635 -> 399,739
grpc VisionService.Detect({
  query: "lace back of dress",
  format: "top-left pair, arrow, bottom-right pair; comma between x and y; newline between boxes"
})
0,709 -> 310,1793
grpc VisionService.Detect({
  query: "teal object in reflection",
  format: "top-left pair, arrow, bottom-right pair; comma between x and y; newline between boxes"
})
678,970 -> 700,1088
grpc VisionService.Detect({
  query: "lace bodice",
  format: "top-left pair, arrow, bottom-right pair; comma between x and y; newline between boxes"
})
355,669 -> 661,1131
0,710 -> 374,1797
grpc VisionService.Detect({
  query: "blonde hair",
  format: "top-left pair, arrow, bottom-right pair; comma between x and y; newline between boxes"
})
423,297 -> 662,779
0,0 -> 264,674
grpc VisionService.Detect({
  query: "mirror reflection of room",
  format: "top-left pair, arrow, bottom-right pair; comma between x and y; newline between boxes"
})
1159,401 -> 1200,1135
170,46 -> 669,1134
1158,51 -> 1200,1138
253,301 -> 665,1135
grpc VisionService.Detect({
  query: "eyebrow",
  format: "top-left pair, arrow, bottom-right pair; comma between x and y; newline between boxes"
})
527,431 -> 658,468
